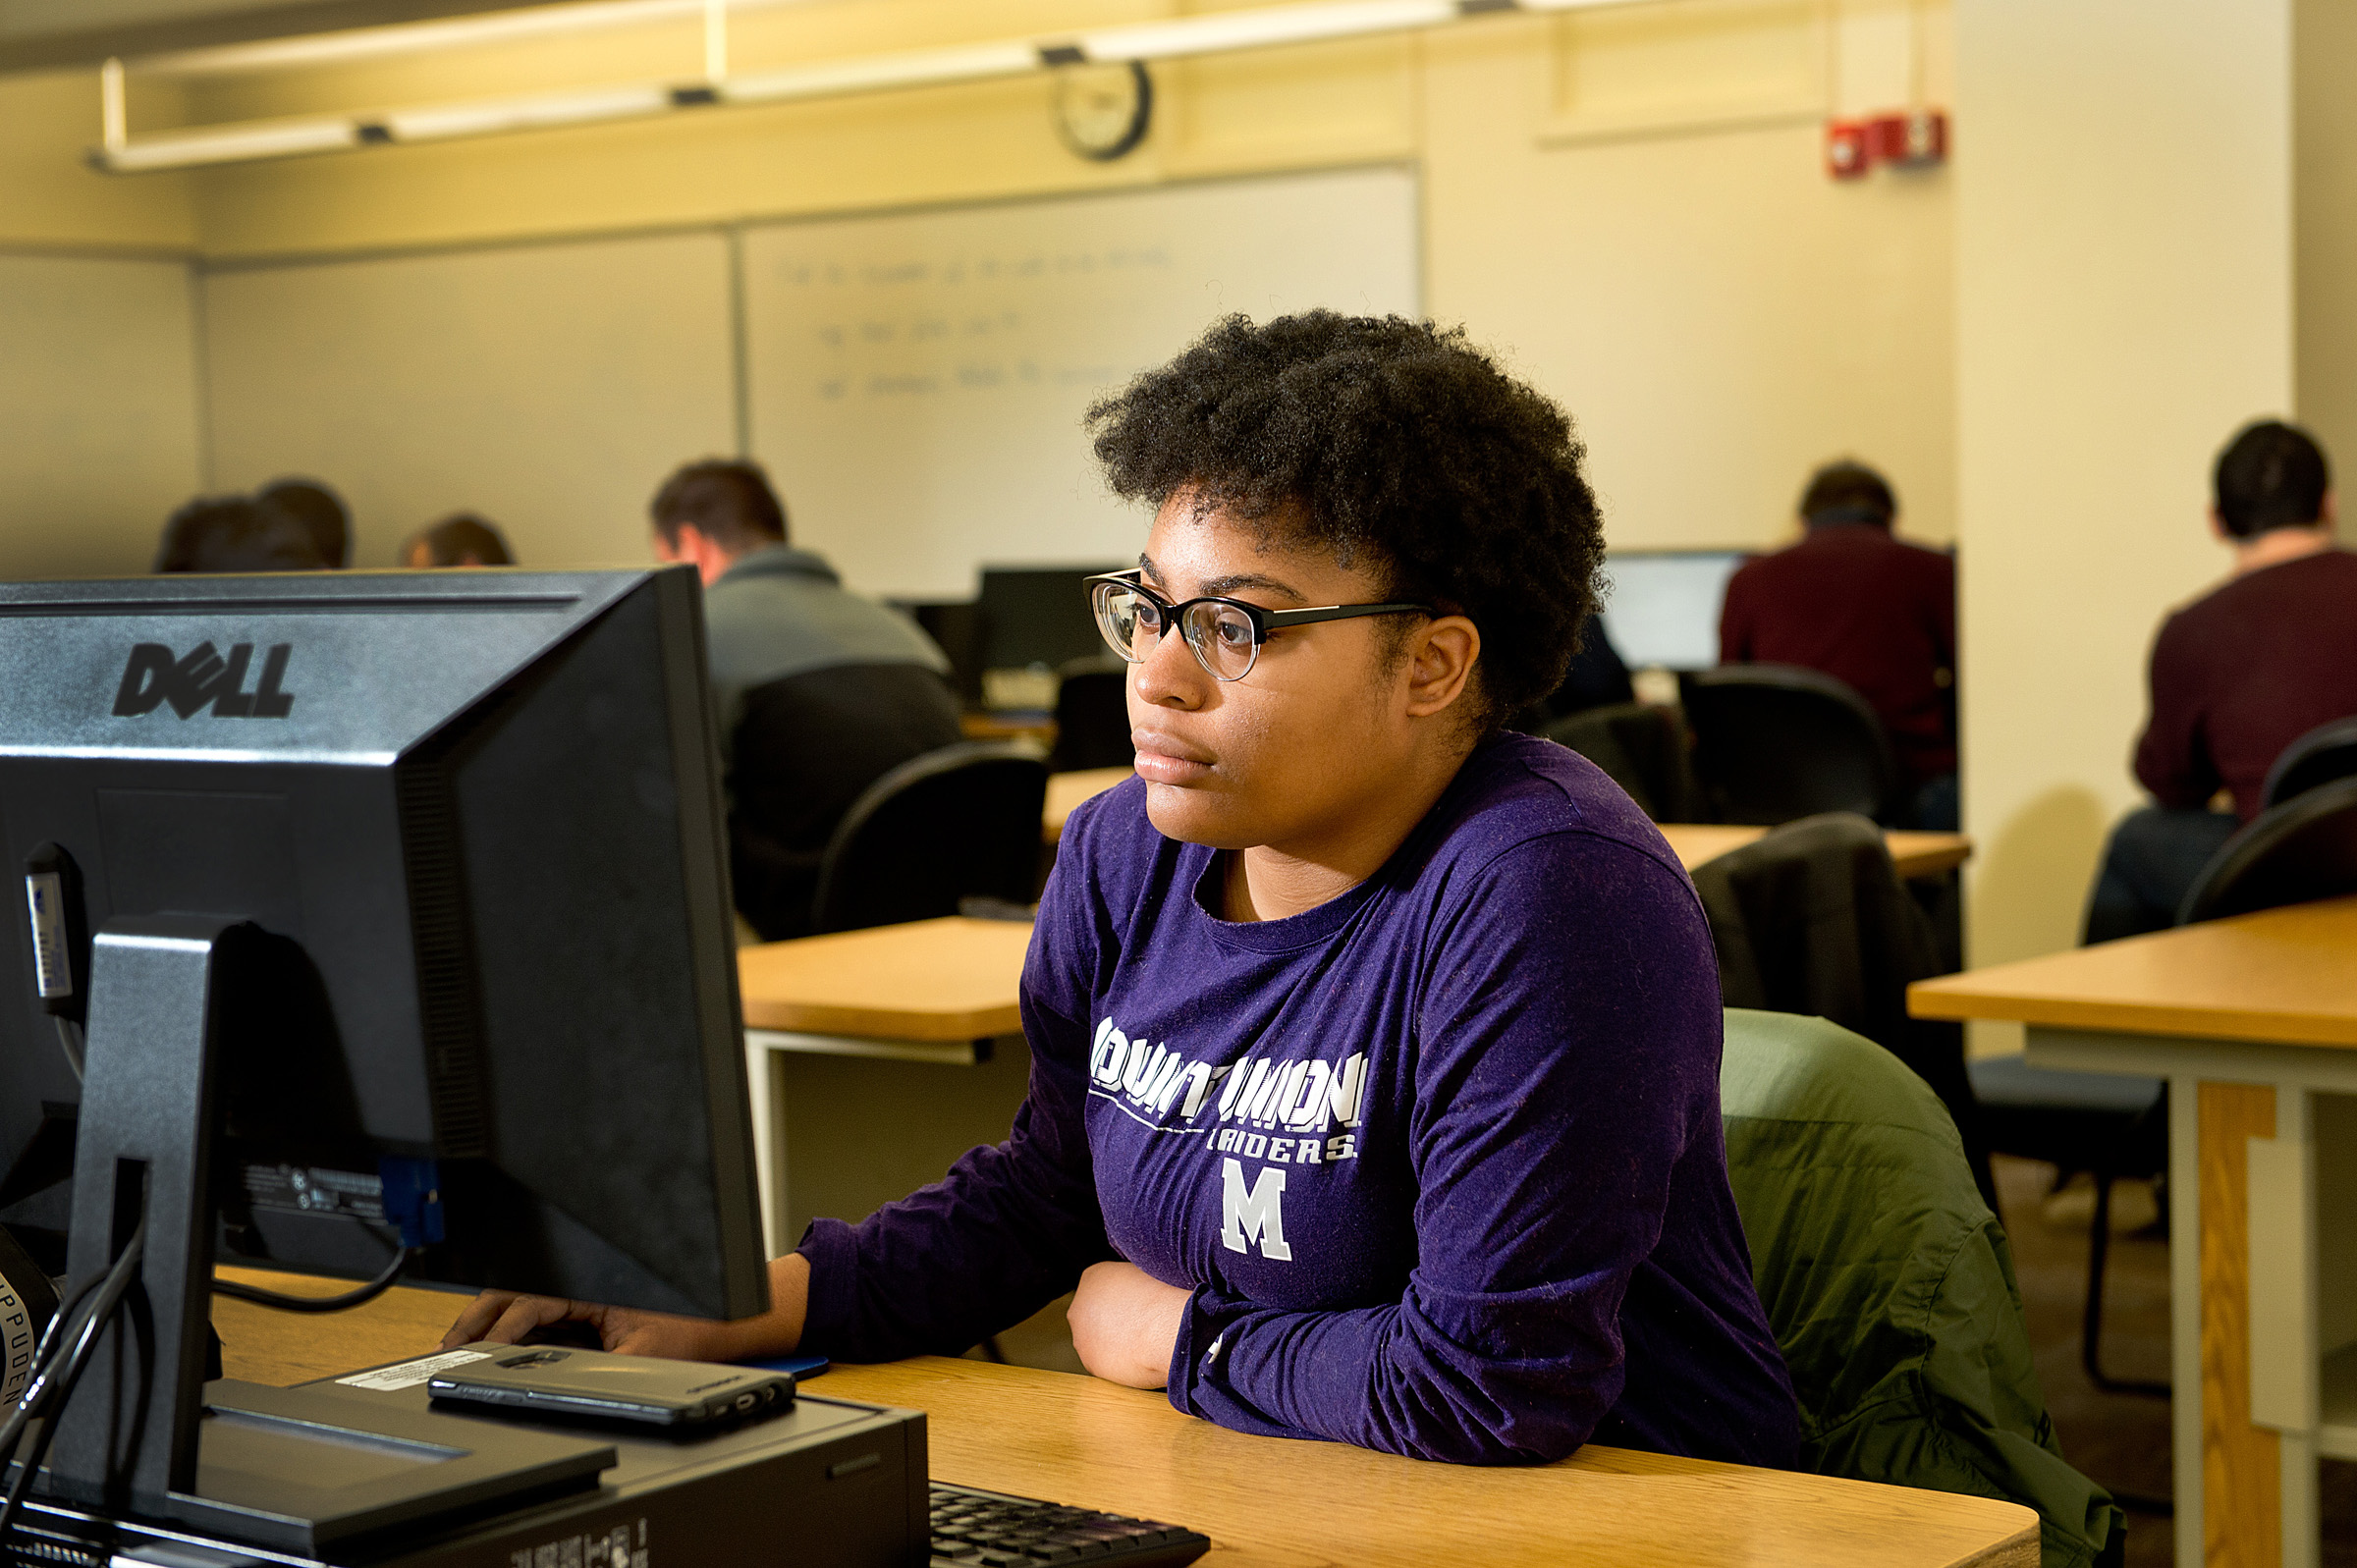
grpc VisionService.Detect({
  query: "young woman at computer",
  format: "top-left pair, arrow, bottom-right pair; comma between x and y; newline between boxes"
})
445,312 -> 1798,1468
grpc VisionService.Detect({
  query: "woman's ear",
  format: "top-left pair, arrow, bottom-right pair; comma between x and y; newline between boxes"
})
1402,616 -> 1480,719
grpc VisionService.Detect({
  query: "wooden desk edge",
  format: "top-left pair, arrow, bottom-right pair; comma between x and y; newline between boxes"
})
740,1000 -> 1022,1041
1907,979 -> 2357,1049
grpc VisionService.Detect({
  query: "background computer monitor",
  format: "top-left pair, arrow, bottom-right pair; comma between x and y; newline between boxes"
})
1595,549 -> 1751,671
0,567 -> 766,1322
976,566 -> 1125,676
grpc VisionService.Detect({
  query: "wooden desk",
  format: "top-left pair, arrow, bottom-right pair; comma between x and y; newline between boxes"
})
1658,825 -> 1972,881
213,1271 -> 2037,1568
1911,895 -> 2357,1568
736,918 -> 1036,1254
1044,768 -> 1973,881
1045,766 -> 1132,841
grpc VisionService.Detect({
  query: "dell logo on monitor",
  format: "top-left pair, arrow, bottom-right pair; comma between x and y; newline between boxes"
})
113,642 -> 297,720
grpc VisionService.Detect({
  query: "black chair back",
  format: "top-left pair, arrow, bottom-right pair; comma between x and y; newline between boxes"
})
2178,775 -> 2357,925
1540,703 -> 1698,822
1683,665 -> 1897,826
1687,811 -> 1993,1209
1047,658 -> 1132,773
810,741 -> 1049,935
2262,715 -> 2357,810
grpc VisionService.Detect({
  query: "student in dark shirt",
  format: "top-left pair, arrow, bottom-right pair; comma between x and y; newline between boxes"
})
1718,461 -> 1957,828
2086,420 -> 2356,941
446,314 -> 1798,1469
648,460 -> 963,940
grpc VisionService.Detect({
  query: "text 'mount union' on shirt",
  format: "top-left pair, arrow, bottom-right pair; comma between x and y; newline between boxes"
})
795,733 -> 1799,1468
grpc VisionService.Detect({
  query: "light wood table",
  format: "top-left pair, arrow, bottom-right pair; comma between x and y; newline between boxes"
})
1045,766 -> 1133,841
1911,895 -> 2357,1568
1046,767 -> 1973,880
212,1270 -> 2036,1568
737,918 -> 1036,1254
1658,824 -> 1972,881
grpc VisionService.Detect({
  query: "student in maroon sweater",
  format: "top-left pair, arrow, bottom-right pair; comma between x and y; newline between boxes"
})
1718,461 -> 1957,829
2086,420 -> 2356,942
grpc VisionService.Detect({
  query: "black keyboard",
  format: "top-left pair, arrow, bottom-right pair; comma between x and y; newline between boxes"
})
928,1480 -> 1209,1567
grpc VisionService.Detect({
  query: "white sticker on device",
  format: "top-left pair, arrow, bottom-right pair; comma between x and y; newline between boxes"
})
336,1348 -> 493,1391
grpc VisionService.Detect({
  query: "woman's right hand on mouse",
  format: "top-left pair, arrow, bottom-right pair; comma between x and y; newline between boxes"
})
439,1252 -> 811,1362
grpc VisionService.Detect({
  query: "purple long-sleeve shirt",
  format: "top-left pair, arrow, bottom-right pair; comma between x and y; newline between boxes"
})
796,733 -> 1798,1467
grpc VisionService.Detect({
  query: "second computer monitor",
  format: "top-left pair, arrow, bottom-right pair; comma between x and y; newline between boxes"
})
1596,550 -> 1749,671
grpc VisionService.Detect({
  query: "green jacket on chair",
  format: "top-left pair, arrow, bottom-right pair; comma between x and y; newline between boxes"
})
1720,1007 -> 2125,1568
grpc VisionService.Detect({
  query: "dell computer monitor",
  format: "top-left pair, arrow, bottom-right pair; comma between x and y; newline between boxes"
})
0,567 -> 766,1323
1594,550 -> 1750,671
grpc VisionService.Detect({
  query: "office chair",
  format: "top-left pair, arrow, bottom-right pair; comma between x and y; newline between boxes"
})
1046,657 -> 1132,774
809,741 -> 1049,935
2261,715 -> 2357,811
1683,664 -> 1897,825
1965,1054 -> 2167,1399
2178,774 -> 2357,923
1688,813 -> 1995,1209
1539,702 -> 1698,822
1721,1009 -> 2125,1568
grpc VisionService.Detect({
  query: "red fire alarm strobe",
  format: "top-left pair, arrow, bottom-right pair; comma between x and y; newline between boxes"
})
1827,108 -> 1947,180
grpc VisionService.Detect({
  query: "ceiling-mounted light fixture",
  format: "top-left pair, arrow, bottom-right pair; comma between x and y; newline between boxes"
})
91,0 -> 1635,174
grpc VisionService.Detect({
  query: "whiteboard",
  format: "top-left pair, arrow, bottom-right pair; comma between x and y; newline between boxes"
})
202,233 -> 737,570
741,167 -> 1420,600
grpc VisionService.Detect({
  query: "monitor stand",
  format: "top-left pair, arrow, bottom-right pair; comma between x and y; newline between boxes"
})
30,915 -> 615,1553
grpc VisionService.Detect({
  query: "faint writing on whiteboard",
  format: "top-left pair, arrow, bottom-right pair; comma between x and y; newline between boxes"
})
782,245 -> 1171,404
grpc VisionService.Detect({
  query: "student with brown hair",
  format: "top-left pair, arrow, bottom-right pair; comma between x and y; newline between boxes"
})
649,459 -> 961,939
404,513 -> 514,568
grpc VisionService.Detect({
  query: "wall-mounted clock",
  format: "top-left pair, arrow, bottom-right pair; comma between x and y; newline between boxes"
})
1052,61 -> 1152,162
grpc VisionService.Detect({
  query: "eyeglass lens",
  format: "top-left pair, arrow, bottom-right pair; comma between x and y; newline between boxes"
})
1090,580 -> 1260,680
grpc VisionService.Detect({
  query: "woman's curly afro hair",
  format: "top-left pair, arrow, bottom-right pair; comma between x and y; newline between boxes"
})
1086,311 -> 1604,731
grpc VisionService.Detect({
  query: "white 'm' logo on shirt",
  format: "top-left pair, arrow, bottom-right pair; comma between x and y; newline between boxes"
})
1220,1158 -> 1291,1261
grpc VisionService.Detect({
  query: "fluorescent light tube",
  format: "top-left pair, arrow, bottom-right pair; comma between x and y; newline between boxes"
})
93,117 -> 356,171
135,0 -> 820,78
722,39 -> 1040,105
1077,0 -> 1457,63
383,82 -> 673,141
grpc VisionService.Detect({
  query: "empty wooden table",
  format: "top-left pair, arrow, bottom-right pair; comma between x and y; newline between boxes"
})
1911,895 -> 2357,1568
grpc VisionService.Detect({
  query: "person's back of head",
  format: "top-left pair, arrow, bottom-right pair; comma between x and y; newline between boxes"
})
2214,420 -> 2330,538
1799,460 -> 1897,530
257,477 -> 351,568
155,497 -> 330,573
649,460 -> 789,558
406,513 -> 515,568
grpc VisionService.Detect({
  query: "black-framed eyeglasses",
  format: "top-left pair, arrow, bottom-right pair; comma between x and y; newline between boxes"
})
1084,569 -> 1433,682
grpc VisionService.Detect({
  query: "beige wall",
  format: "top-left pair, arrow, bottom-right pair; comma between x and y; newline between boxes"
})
0,252 -> 205,578
2297,0 -> 2357,480
1953,2 -> 2293,1001
1425,5 -> 1955,551
0,69 -> 195,251
110,0 -> 1956,562
202,233 -> 739,568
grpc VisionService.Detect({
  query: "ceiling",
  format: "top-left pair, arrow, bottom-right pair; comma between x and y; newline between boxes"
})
0,0 -> 555,71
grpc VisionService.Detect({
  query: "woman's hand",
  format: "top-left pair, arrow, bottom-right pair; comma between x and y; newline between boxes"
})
439,1253 -> 811,1362
1067,1261 -> 1191,1389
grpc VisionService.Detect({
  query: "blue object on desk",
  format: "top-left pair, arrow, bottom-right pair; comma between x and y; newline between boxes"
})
740,1353 -> 829,1379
